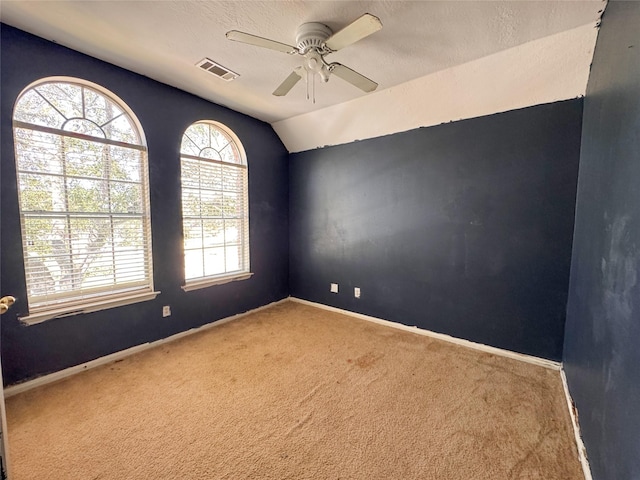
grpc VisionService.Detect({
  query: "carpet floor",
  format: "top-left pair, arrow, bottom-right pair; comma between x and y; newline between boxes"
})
5,301 -> 583,479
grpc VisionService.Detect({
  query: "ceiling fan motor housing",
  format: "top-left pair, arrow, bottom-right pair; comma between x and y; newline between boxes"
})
296,22 -> 332,54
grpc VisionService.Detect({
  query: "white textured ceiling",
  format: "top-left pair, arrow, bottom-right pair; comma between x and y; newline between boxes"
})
1,1 -> 605,151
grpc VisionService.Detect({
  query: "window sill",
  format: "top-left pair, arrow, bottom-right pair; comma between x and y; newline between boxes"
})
19,290 -> 161,326
181,272 -> 253,292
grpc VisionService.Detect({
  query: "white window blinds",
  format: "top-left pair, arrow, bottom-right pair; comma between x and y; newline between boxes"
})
13,80 -> 155,319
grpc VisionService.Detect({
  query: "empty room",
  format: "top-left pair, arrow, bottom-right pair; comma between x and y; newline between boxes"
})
0,1 -> 638,479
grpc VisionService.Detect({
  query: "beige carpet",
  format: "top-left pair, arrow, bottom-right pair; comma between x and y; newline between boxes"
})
5,301 -> 583,479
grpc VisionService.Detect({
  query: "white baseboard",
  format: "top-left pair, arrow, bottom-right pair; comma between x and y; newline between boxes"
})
561,369 -> 593,480
3,298 -> 289,398
289,297 -> 562,371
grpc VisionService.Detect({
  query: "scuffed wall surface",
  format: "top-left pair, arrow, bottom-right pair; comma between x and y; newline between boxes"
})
564,2 -> 640,479
290,100 -> 582,361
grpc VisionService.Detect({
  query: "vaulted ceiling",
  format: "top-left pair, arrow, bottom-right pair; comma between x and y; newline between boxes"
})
1,1 -> 606,152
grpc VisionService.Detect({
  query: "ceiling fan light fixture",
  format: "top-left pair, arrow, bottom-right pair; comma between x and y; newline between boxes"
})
302,52 -> 331,104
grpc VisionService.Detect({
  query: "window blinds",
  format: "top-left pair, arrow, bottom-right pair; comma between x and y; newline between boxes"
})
14,123 -> 153,312
181,154 -> 249,280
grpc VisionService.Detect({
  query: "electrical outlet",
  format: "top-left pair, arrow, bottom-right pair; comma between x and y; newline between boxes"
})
162,305 -> 171,317
330,283 -> 339,293
354,287 -> 361,299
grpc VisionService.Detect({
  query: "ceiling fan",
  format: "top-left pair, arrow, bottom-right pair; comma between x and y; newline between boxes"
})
226,13 -> 383,101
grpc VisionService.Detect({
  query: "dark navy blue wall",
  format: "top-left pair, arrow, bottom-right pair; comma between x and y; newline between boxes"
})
0,25 -> 289,385
564,3 -> 640,479
290,100 -> 582,361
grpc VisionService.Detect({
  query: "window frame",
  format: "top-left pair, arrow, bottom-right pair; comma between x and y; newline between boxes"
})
179,120 -> 252,292
13,77 -> 159,325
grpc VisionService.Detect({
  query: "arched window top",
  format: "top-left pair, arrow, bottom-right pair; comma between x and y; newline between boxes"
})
180,121 -> 245,166
14,78 -> 144,147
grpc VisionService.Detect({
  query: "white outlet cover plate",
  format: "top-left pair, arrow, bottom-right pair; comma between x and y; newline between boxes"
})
330,283 -> 338,294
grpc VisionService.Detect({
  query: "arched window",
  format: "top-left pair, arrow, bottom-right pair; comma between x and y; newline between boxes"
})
180,121 -> 251,290
13,78 -> 157,323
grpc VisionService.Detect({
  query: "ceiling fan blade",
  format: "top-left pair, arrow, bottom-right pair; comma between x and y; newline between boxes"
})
273,69 -> 303,96
330,64 -> 378,93
226,30 -> 297,54
325,13 -> 382,51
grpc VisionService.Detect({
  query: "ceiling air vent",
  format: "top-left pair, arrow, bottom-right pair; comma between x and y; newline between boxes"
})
196,58 -> 239,81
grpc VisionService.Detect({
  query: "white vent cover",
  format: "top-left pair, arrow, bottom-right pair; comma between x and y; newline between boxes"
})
196,58 -> 239,81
